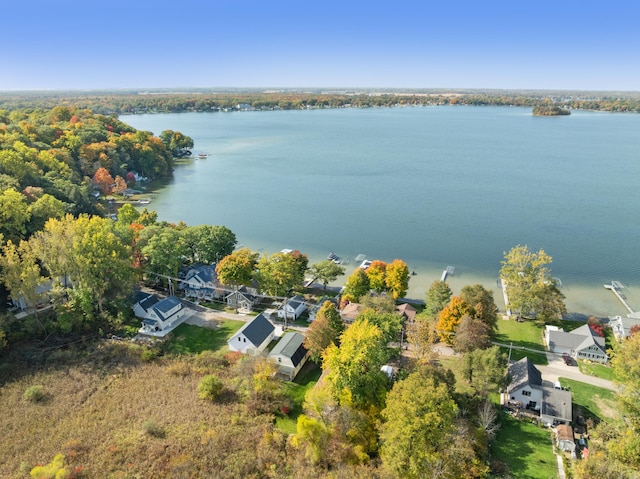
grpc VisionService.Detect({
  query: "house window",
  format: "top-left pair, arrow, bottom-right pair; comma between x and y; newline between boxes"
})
238,337 -> 241,341
522,390 -> 531,397
278,358 -> 281,362
243,338 -> 246,342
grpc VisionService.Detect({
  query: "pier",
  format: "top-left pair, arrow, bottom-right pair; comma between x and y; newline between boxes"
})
440,266 -> 455,282
604,281 -> 635,314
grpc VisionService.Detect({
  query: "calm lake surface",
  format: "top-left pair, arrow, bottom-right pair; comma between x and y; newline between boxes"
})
123,107 -> 640,317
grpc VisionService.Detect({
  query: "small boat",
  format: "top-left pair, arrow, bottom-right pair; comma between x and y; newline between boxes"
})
198,153 -> 208,159
137,199 -> 151,205
327,252 -> 342,264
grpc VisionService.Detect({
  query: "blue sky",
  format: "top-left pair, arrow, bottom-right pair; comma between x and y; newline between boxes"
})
2,0 -> 638,91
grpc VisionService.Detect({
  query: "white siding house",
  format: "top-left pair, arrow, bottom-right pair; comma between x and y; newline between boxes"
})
139,296 -> 187,333
268,332 -> 309,380
228,313 -> 275,355
277,295 -> 307,320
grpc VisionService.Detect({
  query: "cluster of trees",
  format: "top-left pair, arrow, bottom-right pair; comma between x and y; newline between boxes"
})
341,259 -> 410,304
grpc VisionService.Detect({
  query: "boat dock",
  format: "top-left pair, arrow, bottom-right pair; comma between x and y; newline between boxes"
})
440,266 -> 455,282
604,281 -> 635,314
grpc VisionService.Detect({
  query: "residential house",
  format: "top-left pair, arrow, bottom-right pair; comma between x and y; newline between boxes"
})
10,279 -> 55,311
505,357 -> 572,426
396,303 -> 417,322
139,296 -> 187,333
225,286 -> 258,313
268,331 -> 309,380
133,291 -> 159,318
545,323 -> 609,363
181,264 -> 223,302
340,302 -> 362,323
227,313 -> 275,355
307,297 -> 338,322
277,295 -> 307,320
610,311 -> 640,341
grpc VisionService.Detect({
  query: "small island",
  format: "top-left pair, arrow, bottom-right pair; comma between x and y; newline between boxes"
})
532,105 -> 571,116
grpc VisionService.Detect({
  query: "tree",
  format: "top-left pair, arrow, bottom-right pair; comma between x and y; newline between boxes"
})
341,267 -> 370,303
93,167 -> 114,195
612,333 -> 640,432
26,193 -> 67,235
461,346 -> 508,396
380,367 -> 459,479
385,259 -> 409,299
322,318 -> 389,409
365,260 -> 387,293
453,315 -> 491,353
255,251 -> 305,296
357,309 -> 403,343
0,187 -> 30,243
425,280 -> 452,317
198,374 -> 224,401
436,296 -> 472,344
460,283 -> 498,331
406,314 -> 438,363
112,175 -> 127,195
159,129 -> 194,157
499,245 -> 566,321
215,247 -> 258,287
304,301 -> 344,363
308,259 -> 345,291
181,224 -> 237,264
141,227 -> 186,288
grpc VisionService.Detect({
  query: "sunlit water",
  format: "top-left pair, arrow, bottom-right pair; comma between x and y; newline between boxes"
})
123,106 -> 640,318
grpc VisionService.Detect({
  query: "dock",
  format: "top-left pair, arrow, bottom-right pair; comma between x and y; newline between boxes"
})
604,281 -> 635,314
440,266 -> 455,282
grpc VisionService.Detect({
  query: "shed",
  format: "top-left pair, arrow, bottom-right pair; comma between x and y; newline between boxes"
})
556,424 -> 576,453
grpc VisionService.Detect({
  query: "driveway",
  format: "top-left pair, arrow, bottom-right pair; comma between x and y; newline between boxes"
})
537,352 -> 617,391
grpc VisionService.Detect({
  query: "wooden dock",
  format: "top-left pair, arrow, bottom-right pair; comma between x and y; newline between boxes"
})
440,266 -> 455,282
604,281 -> 635,314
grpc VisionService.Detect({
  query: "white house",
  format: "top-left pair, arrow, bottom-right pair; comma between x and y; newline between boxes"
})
132,291 -> 159,318
181,264 -> 223,301
228,313 -> 275,355
505,357 -> 572,426
610,312 -> 640,341
545,323 -> 608,363
277,295 -> 307,320
268,331 -> 309,380
139,296 -> 187,333
307,297 -> 338,322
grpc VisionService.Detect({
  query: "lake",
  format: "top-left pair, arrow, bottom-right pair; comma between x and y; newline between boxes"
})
123,106 -> 640,318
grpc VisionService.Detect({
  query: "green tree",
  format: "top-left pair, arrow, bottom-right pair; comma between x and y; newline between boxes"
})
425,280 -> 452,317
357,309 -> 403,343
255,251 -> 305,296
308,259 -> 345,291
460,283 -> 498,331
215,247 -> 258,287
0,187 -> 30,243
26,193 -> 67,235
141,227 -> 186,289
181,224 -> 237,264
385,259 -> 409,299
406,314 -> 438,363
499,245 -> 566,321
159,129 -> 194,157
611,333 -> 640,435
198,374 -> 224,401
323,318 -> 389,409
341,267 -> 370,303
380,367 -> 459,479
461,346 -> 508,396
436,296 -> 472,344
365,260 -> 387,293
304,301 -> 345,363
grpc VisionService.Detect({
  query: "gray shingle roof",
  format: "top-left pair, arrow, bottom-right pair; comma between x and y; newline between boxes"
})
239,313 -> 275,346
153,296 -> 182,318
541,386 -> 572,422
508,357 -> 542,392
270,332 -> 307,367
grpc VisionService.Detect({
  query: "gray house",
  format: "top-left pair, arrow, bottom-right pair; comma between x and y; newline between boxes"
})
268,331 -> 309,380
545,324 -> 608,363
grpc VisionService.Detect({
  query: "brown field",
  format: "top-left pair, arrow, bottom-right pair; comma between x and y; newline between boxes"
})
0,341 -> 303,479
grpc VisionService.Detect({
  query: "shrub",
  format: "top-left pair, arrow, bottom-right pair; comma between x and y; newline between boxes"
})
198,374 -> 223,401
23,385 -> 46,403
141,420 -> 165,438
140,346 -> 160,362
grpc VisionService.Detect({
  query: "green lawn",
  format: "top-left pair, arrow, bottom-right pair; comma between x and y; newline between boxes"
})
495,319 -> 548,365
558,378 -> 619,422
578,361 -> 616,381
275,363 -> 322,434
166,320 -> 244,355
492,413 -> 557,479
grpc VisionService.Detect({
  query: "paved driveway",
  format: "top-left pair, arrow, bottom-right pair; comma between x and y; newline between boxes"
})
537,352 -> 617,391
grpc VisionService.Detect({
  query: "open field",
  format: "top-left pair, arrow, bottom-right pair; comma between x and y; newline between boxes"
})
491,413 -> 557,479
166,320 -> 244,355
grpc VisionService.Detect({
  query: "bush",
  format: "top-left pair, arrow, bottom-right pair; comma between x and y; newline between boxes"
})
141,420 -> 165,438
23,385 -> 46,403
198,374 -> 223,401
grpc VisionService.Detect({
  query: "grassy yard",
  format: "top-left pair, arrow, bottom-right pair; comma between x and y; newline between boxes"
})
492,413 -> 557,479
558,378 -> 619,422
495,318 -> 548,365
166,320 -> 244,355
578,361 -> 616,381
275,363 -> 322,434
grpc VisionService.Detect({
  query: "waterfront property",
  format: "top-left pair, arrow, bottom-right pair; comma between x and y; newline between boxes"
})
180,264 -> 223,302
544,324 -> 608,363
610,311 -> 640,341
225,286 -> 259,312
227,313 -> 275,355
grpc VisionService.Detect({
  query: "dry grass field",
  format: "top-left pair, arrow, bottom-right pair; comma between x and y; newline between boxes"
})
0,341 -> 299,479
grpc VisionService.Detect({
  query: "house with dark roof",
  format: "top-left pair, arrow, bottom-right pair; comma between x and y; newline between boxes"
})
277,295 -> 307,320
139,296 -> 187,333
228,313 -> 275,355
132,291 -> 160,318
225,286 -> 259,313
268,331 -> 309,380
505,357 -> 572,426
181,264 -> 223,301
545,324 -> 609,363
396,303 -> 417,322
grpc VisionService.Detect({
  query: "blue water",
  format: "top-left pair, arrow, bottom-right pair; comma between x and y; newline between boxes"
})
123,107 -> 640,316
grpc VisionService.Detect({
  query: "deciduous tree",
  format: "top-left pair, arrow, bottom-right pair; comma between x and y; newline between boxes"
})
461,346 -> 508,396
460,283 -> 498,331
342,267 -> 370,303
308,259 -> 345,291
304,301 -> 345,363
437,296 -> 472,344
216,247 -> 258,288
425,280 -> 452,317
255,251 -> 305,296
93,167 -> 114,195
365,260 -> 387,293
385,259 -> 409,299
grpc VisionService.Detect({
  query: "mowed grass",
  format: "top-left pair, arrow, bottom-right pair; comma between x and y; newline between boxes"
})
492,413 -> 557,479
275,363 -> 322,434
559,378 -> 619,422
578,361 -> 616,381
167,320 -> 244,355
495,319 -> 548,365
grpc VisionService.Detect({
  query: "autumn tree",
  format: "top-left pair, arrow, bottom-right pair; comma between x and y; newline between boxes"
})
341,267 -> 370,303
454,315 -> 492,353
437,296 -> 472,344
304,301 -> 344,363
406,314 -> 438,363
93,167 -> 114,195
255,251 -> 305,296
425,280 -> 452,317
112,175 -> 127,195
460,283 -> 498,331
365,260 -> 387,293
159,129 -> 194,157
216,247 -> 258,288
0,187 -> 31,243
385,259 -> 410,299
322,318 -> 389,409
357,309 -> 404,343
500,245 -> 566,321
308,259 -> 345,291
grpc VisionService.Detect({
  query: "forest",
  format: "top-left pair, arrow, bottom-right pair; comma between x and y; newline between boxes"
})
1,106 -> 639,479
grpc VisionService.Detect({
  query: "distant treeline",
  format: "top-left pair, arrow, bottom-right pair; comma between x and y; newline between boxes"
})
1,90 -> 640,114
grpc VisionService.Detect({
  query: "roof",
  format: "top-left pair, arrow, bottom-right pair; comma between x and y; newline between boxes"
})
270,332 -> 308,367
236,313 -> 275,346
341,302 -> 362,321
396,303 -> 417,321
556,424 -> 574,443
310,297 -> 338,312
137,293 -> 159,311
284,295 -> 306,311
185,264 -> 216,284
612,315 -> 640,338
508,357 -> 542,392
547,324 -> 606,355
541,386 -> 572,421
152,296 -> 182,318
